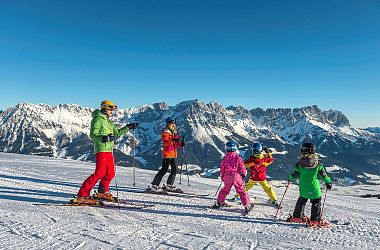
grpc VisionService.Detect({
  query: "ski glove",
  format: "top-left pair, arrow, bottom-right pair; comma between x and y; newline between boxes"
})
172,138 -> 181,143
263,147 -> 270,153
326,183 -> 332,190
102,134 -> 115,143
126,123 -> 139,130
181,141 -> 185,147
288,175 -> 294,182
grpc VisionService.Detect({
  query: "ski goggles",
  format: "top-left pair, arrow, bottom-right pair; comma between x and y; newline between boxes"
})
301,153 -> 318,158
101,104 -> 118,111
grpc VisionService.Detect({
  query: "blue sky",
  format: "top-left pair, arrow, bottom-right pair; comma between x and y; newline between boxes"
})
0,0 -> 379,128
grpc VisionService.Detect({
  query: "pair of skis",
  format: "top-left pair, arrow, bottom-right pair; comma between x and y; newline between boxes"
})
285,215 -> 350,228
139,185 -> 211,199
209,202 -> 255,216
37,184 -> 210,209
228,197 -> 282,209
35,196 -> 154,210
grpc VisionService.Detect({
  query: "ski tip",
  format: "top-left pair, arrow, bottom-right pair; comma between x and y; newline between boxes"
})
306,221 -> 332,228
329,219 -> 351,226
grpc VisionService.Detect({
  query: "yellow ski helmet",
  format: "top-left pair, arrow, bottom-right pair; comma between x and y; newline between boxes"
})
100,100 -> 118,111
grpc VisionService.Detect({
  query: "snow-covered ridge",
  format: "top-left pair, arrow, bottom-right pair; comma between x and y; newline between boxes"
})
0,101 -> 379,182
365,127 -> 380,139
365,127 -> 380,133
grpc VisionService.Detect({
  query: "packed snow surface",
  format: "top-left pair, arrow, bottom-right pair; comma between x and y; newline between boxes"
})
0,152 -> 379,249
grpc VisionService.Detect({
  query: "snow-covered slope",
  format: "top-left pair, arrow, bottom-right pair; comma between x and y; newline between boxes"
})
0,152 -> 379,249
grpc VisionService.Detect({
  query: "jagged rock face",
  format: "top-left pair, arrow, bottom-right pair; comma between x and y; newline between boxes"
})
0,101 -> 379,182
0,103 -> 141,167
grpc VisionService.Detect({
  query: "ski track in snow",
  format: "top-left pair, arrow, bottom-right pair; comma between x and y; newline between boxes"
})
0,152 -> 379,250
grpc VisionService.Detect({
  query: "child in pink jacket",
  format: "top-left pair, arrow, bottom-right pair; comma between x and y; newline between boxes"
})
212,141 -> 253,213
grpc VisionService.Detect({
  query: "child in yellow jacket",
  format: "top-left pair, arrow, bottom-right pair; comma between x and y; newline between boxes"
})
233,143 -> 279,207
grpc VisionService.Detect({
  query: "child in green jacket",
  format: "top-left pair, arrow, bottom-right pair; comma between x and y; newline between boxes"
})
288,143 -> 332,222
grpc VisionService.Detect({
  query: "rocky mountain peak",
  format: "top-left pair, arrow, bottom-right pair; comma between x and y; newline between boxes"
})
0,101 -> 379,183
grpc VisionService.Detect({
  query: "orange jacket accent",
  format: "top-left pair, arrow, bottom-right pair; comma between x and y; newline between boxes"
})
244,153 -> 273,181
161,129 -> 181,158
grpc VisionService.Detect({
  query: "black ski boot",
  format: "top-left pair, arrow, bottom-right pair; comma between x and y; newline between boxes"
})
244,203 -> 255,214
210,202 -> 222,209
164,184 -> 184,193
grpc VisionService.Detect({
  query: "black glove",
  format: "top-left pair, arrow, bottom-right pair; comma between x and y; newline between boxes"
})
126,122 -> 139,130
172,137 -> 181,143
263,147 -> 270,153
326,183 -> 332,190
102,134 -> 115,143
181,140 -> 185,147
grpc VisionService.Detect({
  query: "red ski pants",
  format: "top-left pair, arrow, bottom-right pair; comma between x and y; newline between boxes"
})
78,152 -> 115,197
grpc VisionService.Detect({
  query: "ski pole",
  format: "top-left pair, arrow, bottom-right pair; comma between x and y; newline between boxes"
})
275,181 -> 290,218
186,161 -> 190,186
179,160 -> 183,185
182,145 -> 190,186
213,181 -> 223,202
212,180 -> 223,204
179,135 -> 185,185
179,147 -> 184,185
114,165 -> 121,210
132,129 -> 136,187
320,188 -> 328,221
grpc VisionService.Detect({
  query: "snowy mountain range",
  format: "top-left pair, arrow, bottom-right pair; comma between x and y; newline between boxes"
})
365,127 -> 380,138
0,101 -> 379,183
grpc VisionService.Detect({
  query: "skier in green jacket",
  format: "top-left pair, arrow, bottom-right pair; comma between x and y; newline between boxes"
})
287,143 -> 332,223
75,100 -> 139,204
